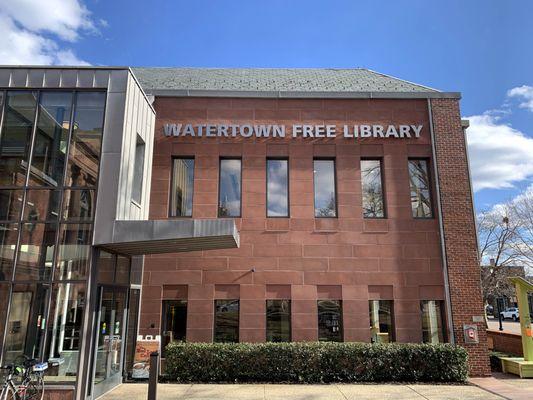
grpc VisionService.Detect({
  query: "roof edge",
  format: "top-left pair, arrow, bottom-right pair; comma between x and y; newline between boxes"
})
146,89 -> 461,99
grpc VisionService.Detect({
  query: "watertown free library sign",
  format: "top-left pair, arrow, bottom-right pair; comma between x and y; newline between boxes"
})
163,123 -> 423,139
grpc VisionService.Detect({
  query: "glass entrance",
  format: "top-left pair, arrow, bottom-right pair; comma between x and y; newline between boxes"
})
91,286 -> 127,398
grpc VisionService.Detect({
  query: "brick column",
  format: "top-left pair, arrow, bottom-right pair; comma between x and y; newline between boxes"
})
342,285 -> 370,342
431,98 -> 490,376
240,284 -> 266,342
186,284 -> 214,342
292,285 -> 318,341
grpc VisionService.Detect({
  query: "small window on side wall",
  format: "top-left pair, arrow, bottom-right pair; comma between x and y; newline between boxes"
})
267,159 -> 289,217
361,159 -> 385,218
421,300 -> 446,343
313,159 -> 337,218
171,158 -> 194,217
131,135 -> 145,204
218,159 -> 242,217
369,300 -> 395,343
408,159 -> 433,218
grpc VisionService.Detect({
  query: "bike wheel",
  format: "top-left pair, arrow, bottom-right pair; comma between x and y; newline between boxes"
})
0,385 -> 17,400
24,375 -> 44,400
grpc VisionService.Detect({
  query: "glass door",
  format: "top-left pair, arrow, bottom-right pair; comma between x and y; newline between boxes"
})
91,286 -> 127,398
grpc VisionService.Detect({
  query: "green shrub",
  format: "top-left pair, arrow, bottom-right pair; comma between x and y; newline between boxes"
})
164,342 -> 468,383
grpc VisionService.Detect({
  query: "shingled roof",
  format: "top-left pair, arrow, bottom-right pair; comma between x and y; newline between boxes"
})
131,67 -> 458,99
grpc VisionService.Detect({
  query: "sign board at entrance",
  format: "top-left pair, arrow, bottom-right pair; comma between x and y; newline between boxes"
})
132,335 -> 160,379
163,123 -> 423,139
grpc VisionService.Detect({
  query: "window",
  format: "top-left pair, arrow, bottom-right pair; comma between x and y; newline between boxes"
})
218,159 -> 241,217
313,159 -> 337,217
54,223 -> 92,280
0,190 -> 23,221
44,283 -> 85,381
15,223 -> 57,281
29,92 -> 73,187
266,300 -> 291,342
161,300 -> 187,357
361,159 -> 385,218
317,300 -> 342,342
409,159 -> 433,218
132,136 -> 145,204
0,91 -> 38,186
369,300 -> 395,343
214,299 -> 239,342
267,159 -> 289,217
171,158 -> 194,217
0,224 -> 18,281
65,92 -> 106,187
421,300 -> 446,343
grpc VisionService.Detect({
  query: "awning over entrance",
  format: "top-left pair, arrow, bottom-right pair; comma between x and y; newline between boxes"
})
97,219 -> 239,255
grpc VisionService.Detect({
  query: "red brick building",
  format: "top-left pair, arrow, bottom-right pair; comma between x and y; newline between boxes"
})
133,68 -> 490,376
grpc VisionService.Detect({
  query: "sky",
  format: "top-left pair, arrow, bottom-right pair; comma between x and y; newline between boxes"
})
0,0 -> 532,212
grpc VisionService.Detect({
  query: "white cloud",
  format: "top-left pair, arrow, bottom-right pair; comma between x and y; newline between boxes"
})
507,85 -> 533,112
466,113 -> 533,191
0,0 -> 97,65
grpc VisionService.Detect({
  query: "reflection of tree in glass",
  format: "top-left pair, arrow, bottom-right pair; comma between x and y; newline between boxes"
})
316,193 -> 336,217
409,160 -> 432,218
361,160 -> 384,218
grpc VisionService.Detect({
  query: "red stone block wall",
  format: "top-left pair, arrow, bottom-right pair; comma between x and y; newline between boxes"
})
430,98 -> 491,376
139,96 -> 484,373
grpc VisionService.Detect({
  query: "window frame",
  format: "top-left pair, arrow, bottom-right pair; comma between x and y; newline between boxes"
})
213,299 -> 240,343
217,157 -> 242,218
266,157 -> 290,218
420,299 -> 447,343
408,158 -> 434,219
360,157 -> 387,219
313,158 -> 338,219
131,135 -> 145,205
169,156 -> 195,218
317,299 -> 343,342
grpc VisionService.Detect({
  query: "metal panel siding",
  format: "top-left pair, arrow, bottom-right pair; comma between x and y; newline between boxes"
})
44,69 -> 61,87
77,70 -> 94,88
0,69 -> 10,87
60,69 -> 77,87
28,69 -> 45,87
11,69 -> 28,87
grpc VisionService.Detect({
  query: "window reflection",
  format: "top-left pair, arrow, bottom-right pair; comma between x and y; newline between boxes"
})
0,224 -> 18,281
218,159 -> 241,217
361,159 -> 385,218
0,91 -> 38,186
55,223 -> 92,280
23,189 -> 60,222
161,300 -> 187,357
317,300 -> 342,342
421,300 -> 446,343
267,159 -> 289,217
313,160 -> 337,217
266,299 -> 290,342
62,189 -> 94,221
171,159 -> 194,217
29,92 -> 72,187
15,223 -> 56,281
409,159 -> 433,218
369,300 -> 395,343
45,283 -> 85,381
214,299 -> 239,342
65,92 -> 106,187
3,283 -> 49,363
0,190 -> 23,221
0,284 -> 9,354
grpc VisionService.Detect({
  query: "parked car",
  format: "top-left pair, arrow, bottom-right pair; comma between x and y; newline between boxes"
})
485,304 -> 494,315
500,307 -> 520,321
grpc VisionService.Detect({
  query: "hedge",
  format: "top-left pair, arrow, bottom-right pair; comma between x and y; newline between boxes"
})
164,342 -> 468,383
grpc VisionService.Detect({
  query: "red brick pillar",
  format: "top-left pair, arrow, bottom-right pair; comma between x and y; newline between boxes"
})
292,285 -> 318,341
430,98 -> 491,376
240,284 -> 266,342
186,284 -> 214,342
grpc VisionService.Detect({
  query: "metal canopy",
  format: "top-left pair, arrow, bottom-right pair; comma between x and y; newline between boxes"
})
97,219 -> 239,255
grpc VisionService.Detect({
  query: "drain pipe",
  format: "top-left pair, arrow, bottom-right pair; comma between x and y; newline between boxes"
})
427,99 -> 455,344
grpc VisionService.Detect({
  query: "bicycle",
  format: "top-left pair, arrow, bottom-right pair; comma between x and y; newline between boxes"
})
0,357 -> 48,400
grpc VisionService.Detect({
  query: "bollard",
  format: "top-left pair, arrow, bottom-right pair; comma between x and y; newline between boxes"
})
147,351 -> 159,400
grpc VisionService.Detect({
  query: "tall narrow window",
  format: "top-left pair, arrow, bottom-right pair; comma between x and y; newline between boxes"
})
171,158 -> 194,217
313,159 -> 337,217
218,159 -> 241,217
267,159 -> 289,217
361,159 -> 385,218
0,91 -> 38,186
29,92 -> 73,187
131,136 -> 145,204
266,299 -> 291,342
408,159 -> 433,218
214,299 -> 239,342
369,300 -> 395,343
421,300 -> 446,343
161,300 -> 187,356
317,300 -> 342,342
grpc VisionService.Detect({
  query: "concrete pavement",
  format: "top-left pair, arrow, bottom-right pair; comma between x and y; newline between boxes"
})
99,382 -> 504,400
487,318 -> 522,334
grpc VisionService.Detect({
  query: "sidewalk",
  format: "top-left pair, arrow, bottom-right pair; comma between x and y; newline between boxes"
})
100,382 -> 504,399
470,372 -> 533,400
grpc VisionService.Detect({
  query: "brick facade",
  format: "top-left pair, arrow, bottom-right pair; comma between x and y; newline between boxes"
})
431,98 -> 491,376
139,96 -> 488,375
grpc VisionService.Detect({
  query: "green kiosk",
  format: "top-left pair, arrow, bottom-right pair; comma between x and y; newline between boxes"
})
500,277 -> 533,378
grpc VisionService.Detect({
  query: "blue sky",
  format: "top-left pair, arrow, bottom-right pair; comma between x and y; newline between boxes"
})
1,0 -> 532,211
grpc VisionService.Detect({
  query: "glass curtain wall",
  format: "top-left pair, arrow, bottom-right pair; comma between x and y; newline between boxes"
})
0,89 -> 106,384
